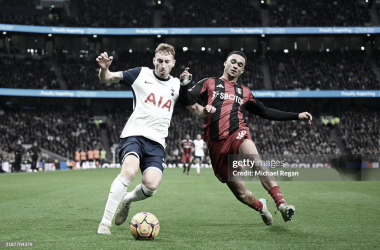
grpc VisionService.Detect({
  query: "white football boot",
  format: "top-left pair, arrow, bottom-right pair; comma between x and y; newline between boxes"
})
97,223 -> 111,235
258,198 -> 273,226
114,193 -> 131,226
278,203 -> 296,222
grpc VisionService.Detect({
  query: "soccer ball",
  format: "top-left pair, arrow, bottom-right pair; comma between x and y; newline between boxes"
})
129,212 -> 160,240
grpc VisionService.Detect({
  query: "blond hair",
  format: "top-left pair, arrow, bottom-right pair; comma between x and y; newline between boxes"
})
155,43 -> 175,57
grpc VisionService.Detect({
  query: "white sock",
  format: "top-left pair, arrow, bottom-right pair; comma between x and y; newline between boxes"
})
196,162 -> 200,174
100,174 -> 130,226
124,183 -> 156,204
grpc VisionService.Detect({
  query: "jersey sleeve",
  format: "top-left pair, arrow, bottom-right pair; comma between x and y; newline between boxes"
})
179,78 -> 209,106
120,67 -> 142,85
245,92 -> 299,121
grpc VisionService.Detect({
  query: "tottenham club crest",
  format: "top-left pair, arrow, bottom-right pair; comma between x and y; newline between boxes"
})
171,87 -> 175,96
237,88 -> 242,94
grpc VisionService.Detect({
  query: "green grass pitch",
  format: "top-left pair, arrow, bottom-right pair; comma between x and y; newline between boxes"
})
1,168 -> 379,249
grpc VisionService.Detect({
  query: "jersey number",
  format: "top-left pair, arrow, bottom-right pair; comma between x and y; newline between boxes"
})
145,93 -> 172,112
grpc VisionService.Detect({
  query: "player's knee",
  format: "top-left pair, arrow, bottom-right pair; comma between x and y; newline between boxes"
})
141,183 -> 157,197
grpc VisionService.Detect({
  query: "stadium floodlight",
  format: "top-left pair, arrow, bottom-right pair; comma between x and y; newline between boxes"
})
241,47 -> 244,51
361,46 -> 365,50
253,49 -> 256,53
183,47 -> 188,52
129,49 -> 132,53
158,0 -> 161,4
208,47 -> 211,51
326,48 -> 330,52
157,35 -> 161,38
261,34 -> 265,37
284,49 -> 289,53
218,48 -> 221,52
93,35 -> 97,38
2,31 -> 6,35
48,34 -> 52,37
201,47 -> 205,51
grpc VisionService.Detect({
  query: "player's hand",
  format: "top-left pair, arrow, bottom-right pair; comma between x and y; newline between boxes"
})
180,67 -> 192,86
203,105 -> 216,117
298,112 -> 312,125
96,52 -> 113,69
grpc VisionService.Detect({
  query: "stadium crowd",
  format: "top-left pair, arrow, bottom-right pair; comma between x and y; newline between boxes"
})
0,56 -> 59,89
267,50 -> 379,90
0,106 -> 103,162
0,0 -> 153,27
64,0 -> 153,28
1,50 -> 378,90
337,110 -> 380,155
269,0 -> 371,27
1,0 -> 373,28
161,0 -> 261,27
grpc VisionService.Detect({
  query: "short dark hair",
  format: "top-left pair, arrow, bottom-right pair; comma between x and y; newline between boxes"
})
227,51 -> 247,65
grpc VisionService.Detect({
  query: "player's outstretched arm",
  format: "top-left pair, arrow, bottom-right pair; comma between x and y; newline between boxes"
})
186,103 -> 216,118
96,52 -> 122,83
246,99 -> 302,121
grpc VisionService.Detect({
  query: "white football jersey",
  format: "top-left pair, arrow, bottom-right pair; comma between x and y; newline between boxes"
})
193,139 -> 205,157
119,67 -> 180,148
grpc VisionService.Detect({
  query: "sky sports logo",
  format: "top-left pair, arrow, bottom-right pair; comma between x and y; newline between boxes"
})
212,91 -> 243,104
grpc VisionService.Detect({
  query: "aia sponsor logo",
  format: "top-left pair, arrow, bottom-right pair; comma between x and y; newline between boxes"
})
213,91 -> 243,105
144,93 -> 173,112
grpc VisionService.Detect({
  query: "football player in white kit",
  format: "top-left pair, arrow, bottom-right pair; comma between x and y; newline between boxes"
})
96,43 -> 215,234
193,134 -> 206,176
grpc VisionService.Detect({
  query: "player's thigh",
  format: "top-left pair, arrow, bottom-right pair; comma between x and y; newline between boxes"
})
121,154 -> 140,180
238,139 -> 259,155
141,154 -> 164,190
142,168 -> 163,190
119,137 -> 143,180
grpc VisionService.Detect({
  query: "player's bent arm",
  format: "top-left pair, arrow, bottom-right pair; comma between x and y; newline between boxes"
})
186,103 -> 215,118
99,68 -> 122,83
245,99 -> 299,121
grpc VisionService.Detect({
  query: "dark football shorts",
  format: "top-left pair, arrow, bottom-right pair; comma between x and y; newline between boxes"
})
119,136 -> 165,175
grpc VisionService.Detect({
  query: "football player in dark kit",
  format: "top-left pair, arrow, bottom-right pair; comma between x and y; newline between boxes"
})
180,134 -> 193,174
179,51 -> 312,225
